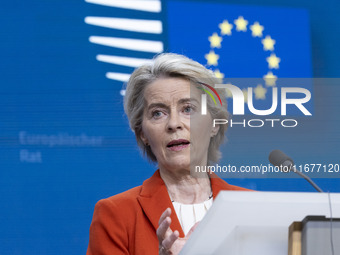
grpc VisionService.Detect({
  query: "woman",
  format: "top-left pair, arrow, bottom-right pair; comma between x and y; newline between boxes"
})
86,53 -> 250,255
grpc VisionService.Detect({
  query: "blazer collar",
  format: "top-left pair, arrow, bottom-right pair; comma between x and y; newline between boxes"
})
137,170 -> 185,237
137,170 -> 233,238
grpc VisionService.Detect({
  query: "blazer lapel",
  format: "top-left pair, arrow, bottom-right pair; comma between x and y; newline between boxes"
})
137,170 -> 185,238
137,170 -> 245,239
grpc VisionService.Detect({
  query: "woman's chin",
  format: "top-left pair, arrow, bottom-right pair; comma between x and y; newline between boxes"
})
160,154 -> 208,171
161,158 -> 191,172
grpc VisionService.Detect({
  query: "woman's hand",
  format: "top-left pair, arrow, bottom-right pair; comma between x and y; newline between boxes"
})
157,208 -> 199,255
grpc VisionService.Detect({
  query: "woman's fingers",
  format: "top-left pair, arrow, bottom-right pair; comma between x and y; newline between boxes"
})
162,230 -> 179,250
157,208 -> 172,242
157,216 -> 172,240
157,208 -> 183,254
158,208 -> 171,226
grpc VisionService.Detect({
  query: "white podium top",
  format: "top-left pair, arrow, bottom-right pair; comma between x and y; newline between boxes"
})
180,191 -> 340,255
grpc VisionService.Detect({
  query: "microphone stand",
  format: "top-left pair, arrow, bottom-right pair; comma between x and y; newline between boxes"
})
290,166 -> 324,193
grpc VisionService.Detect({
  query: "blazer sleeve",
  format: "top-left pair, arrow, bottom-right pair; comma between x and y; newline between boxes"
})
87,199 -> 129,255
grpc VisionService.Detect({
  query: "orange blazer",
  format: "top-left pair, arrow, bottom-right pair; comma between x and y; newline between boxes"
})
86,170 -> 250,255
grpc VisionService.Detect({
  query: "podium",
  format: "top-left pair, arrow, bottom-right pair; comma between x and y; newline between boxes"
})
179,191 -> 340,255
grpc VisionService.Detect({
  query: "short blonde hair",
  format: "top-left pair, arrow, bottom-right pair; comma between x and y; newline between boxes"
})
124,53 -> 229,163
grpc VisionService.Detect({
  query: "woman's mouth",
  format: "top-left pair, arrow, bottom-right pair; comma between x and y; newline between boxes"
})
167,139 -> 190,151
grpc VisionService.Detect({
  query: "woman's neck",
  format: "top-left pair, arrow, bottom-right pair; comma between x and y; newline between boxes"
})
159,167 -> 211,204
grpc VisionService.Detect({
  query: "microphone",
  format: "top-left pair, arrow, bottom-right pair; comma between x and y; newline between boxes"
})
268,150 -> 323,192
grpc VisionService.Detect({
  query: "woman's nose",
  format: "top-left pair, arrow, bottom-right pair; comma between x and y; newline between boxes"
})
166,112 -> 183,131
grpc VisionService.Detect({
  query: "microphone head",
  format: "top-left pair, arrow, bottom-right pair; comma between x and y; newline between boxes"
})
269,149 -> 294,167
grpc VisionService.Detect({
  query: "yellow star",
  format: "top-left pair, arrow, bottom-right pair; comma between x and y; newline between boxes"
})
205,50 -> 219,66
262,35 -> 275,51
214,69 -> 224,79
267,53 -> 281,69
234,16 -> 248,32
208,33 -> 223,48
250,22 -> 264,37
219,20 -> 233,35
242,88 -> 248,103
254,84 -> 267,99
263,71 -> 278,86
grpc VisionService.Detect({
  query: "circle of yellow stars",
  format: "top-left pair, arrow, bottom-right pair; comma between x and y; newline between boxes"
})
205,16 -> 281,102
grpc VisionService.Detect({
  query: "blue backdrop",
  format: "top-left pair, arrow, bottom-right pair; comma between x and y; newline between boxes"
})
1,0 -> 340,254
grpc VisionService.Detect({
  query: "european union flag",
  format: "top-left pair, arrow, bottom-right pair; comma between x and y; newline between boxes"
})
167,1 -> 313,115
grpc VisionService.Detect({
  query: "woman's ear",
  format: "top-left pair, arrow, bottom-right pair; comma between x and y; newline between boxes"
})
211,124 -> 220,137
140,131 -> 149,146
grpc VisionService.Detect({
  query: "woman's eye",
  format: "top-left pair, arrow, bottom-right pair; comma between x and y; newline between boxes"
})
183,106 -> 194,114
152,110 -> 163,118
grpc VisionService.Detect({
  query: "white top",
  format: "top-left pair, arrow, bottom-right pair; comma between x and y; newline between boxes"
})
172,197 -> 213,236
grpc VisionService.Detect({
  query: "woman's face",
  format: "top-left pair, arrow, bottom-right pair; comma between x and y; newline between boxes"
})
140,77 -> 219,172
